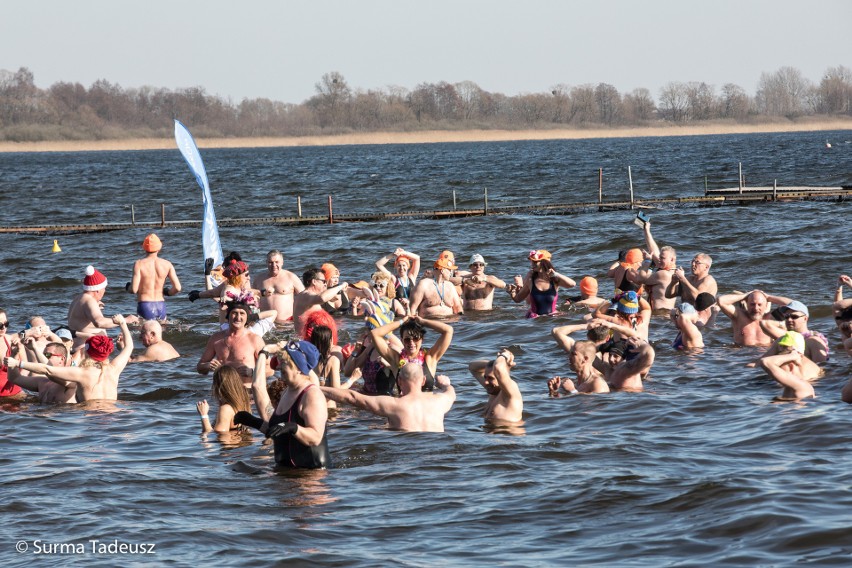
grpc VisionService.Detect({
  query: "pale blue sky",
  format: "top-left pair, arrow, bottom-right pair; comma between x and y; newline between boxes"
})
2,0 -> 849,103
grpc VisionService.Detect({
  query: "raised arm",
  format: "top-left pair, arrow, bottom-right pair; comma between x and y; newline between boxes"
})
550,269 -> 576,289
422,316 -> 454,362
551,323 -> 588,353
717,291 -> 748,319
642,221 -> 661,264
508,272 -> 532,303
370,318 -> 404,368
109,315 -> 134,372
320,385 -> 392,417
759,351 -> 814,399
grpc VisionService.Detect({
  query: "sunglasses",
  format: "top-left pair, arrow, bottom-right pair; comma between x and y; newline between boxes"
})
374,282 -> 388,288
0,322 -> 7,329
402,335 -> 422,343
471,263 -> 485,267
785,313 -> 806,320
43,351 -> 64,359
314,277 -> 327,283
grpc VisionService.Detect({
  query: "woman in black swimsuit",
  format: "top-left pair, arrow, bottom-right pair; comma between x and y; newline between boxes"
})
236,340 -> 331,469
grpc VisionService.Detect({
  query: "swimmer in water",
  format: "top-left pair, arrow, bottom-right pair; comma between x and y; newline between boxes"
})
467,349 -> 523,423
507,249 -> 575,318
320,362 -> 455,433
759,331 -> 815,401
548,340 -> 609,396
128,233 -> 182,321
236,341 -> 331,469
196,365 -> 252,433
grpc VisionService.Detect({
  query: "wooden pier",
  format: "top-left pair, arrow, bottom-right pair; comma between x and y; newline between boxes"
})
1,186 -> 849,236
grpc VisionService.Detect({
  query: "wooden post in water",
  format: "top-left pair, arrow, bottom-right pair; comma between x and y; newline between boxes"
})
297,196 -> 302,218
704,176 -> 708,196
328,196 -> 334,224
483,188 -> 488,216
628,166 -> 634,209
738,162 -> 743,194
453,190 -> 457,211
131,204 -> 135,225
161,203 -> 165,227
773,179 -> 777,201
598,168 -> 603,211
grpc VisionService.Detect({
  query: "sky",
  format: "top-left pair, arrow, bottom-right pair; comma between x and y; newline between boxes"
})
2,0 -> 850,104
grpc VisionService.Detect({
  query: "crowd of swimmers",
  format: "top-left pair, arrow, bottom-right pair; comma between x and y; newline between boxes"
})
2,218 -> 851,469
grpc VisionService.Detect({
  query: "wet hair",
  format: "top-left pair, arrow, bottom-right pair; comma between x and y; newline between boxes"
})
267,378 -> 286,409
535,259 -> 554,277
586,326 -> 611,343
303,268 -> 324,287
212,366 -> 251,414
399,319 -> 426,341
266,249 -> 283,262
224,251 -> 243,263
310,325 -> 333,360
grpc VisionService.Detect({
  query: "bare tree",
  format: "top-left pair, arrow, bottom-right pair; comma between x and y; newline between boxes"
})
719,83 -> 750,120
658,82 -> 689,122
816,65 -> 852,114
684,82 -> 716,121
595,83 -> 622,125
308,71 -> 352,129
568,84 -> 597,124
455,80 -> 483,121
755,66 -> 813,117
622,88 -> 656,123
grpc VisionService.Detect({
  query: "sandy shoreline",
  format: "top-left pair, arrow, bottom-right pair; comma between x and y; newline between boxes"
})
1,119 -> 850,153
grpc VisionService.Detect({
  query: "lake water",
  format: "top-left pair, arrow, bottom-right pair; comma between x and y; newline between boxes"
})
1,130 -> 851,566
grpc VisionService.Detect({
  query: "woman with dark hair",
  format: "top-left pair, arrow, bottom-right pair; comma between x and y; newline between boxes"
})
370,315 -> 453,392
309,325 -> 352,409
507,250 -> 576,318
196,365 -> 252,433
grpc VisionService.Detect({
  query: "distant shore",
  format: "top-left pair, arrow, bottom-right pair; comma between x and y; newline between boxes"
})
1,119 -> 850,153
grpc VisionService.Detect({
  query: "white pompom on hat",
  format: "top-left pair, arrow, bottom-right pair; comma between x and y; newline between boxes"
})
82,265 -> 108,291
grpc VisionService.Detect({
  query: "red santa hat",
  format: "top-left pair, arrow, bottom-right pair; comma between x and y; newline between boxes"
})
82,265 -> 108,291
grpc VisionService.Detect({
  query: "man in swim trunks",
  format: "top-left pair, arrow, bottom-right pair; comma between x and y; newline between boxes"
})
129,233 -> 182,321
68,265 -> 139,348
717,289 -> 791,347
665,253 -> 718,306
460,254 -> 506,311
759,331 -> 816,401
252,250 -> 304,324
292,268 -> 349,336
758,300 -> 829,364
197,301 -> 265,383
128,319 -> 180,362
320,363 -> 455,432
409,251 -> 464,317
467,349 -> 523,423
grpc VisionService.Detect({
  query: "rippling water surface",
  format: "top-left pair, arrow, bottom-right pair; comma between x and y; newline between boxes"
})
1,130 -> 851,566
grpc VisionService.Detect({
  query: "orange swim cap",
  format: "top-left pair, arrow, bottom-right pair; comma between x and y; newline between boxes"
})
621,248 -> 643,267
142,233 -> 162,253
434,250 -> 457,270
321,263 -> 339,282
579,276 -> 598,297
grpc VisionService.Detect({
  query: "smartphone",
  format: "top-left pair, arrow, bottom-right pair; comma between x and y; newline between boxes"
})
634,211 -> 649,227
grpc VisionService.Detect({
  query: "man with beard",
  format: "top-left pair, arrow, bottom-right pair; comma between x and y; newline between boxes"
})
197,302 -> 265,384
717,289 -> 792,347
467,349 -> 523,423
252,250 -> 304,324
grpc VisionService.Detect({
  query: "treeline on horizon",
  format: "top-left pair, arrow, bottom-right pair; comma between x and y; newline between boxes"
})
0,65 -> 851,142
